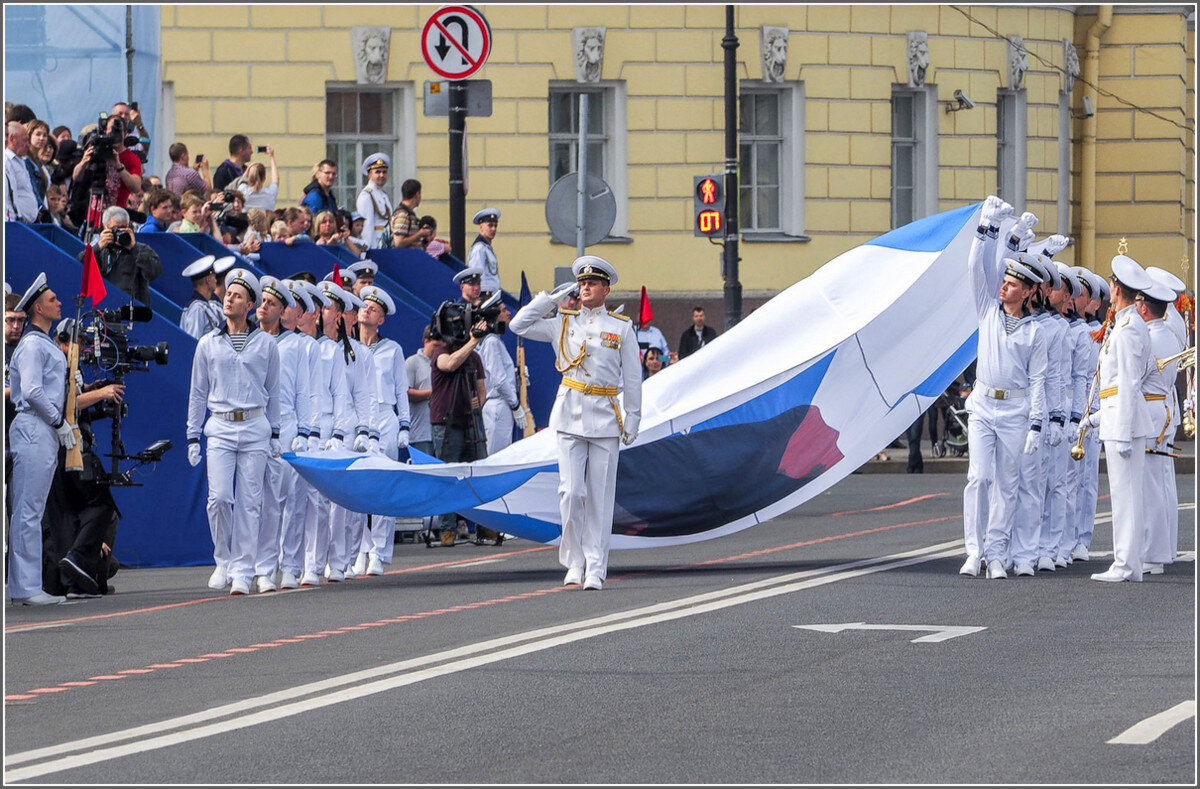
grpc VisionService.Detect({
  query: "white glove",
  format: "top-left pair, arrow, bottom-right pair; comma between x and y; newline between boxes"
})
1015,211 -> 1039,235
1068,420 -> 1081,443
291,435 -> 308,453
324,436 -> 343,452
1083,412 -> 1101,431
981,195 -> 1013,226
368,437 -> 382,455
74,369 -> 85,392
56,420 -> 78,450
308,435 -> 322,452
621,430 -> 638,447
1111,440 -> 1132,459
1023,429 -> 1041,455
512,407 -> 527,430
549,282 -> 576,306
1042,233 -> 1071,256
1049,422 -> 1064,447
397,428 -> 410,450
188,442 -> 202,467
269,438 -> 282,458
353,432 -> 370,453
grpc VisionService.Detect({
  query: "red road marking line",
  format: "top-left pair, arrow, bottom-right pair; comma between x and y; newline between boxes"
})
6,694 -> 37,701
59,681 -> 98,687
145,663 -> 183,669
28,687 -> 69,694
118,669 -> 156,674
831,493 -> 949,516
88,675 -> 126,681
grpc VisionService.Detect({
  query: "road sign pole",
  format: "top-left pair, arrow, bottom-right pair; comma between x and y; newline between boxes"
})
722,5 -> 742,330
449,79 -> 467,260
575,92 -> 589,258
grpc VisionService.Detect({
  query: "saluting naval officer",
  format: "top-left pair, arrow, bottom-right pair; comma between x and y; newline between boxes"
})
510,256 -> 642,591
356,153 -> 392,250
7,274 -> 76,605
179,255 -> 223,339
468,208 -> 502,294
1081,255 -> 1157,582
187,268 -> 282,596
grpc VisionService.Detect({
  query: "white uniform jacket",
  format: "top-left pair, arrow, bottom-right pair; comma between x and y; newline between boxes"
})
317,336 -> 357,439
510,292 -> 641,441
366,336 -> 411,431
10,327 -> 66,426
1096,305 -> 1156,442
274,329 -> 315,436
180,293 -> 222,339
1145,318 -> 1184,444
356,184 -> 393,250
468,236 -> 500,293
186,326 -> 281,442
1066,316 -> 1094,420
478,333 -> 519,411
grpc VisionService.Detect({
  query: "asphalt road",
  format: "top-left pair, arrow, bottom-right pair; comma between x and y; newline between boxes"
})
4,473 -> 1195,784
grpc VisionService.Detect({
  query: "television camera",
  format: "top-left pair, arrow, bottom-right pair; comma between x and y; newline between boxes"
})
431,291 -> 506,348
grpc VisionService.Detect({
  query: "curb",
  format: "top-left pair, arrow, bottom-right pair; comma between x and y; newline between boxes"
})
856,455 -> 1195,475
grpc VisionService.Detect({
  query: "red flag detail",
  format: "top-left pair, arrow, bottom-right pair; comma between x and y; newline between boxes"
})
81,244 -> 107,305
638,286 -> 654,328
332,262 -> 341,288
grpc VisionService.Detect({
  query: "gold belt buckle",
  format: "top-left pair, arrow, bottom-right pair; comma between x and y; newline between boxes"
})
994,388 -> 1007,400
582,383 -> 594,395
231,410 -> 246,422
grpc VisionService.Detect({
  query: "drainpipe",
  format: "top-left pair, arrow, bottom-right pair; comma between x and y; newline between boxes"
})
1080,5 -> 1112,270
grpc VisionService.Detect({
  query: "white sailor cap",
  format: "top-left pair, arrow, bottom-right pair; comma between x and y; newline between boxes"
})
1072,268 -> 1102,300
358,285 -> 396,316
224,268 -> 260,302
300,280 -> 329,309
54,318 -> 76,339
1002,258 -> 1043,287
361,152 -> 390,176
349,260 -> 378,279
17,272 -> 51,313
181,254 -> 217,279
4,282 -> 12,296
259,275 -> 295,309
1111,254 -> 1154,294
1054,261 -> 1081,298
572,255 -> 618,285
317,280 -> 358,311
350,211 -> 366,224
1142,279 -> 1176,304
453,266 -> 484,285
213,255 -> 238,276
1146,266 -> 1186,297
472,207 -> 501,225
285,279 -> 314,313
1018,252 -> 1060,290
323,269 -> 357,287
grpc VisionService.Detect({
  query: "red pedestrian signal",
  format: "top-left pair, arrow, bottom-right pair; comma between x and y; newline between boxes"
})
693,174 -> 725,237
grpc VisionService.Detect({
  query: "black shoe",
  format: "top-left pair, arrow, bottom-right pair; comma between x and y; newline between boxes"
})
59,553 -> 99,594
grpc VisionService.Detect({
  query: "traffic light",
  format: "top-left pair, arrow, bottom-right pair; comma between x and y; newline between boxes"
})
693,174 -> 724,238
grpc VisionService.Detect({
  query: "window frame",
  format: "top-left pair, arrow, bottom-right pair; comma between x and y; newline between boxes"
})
891,84 -> 939,229
324,83 -> 416,211
739,80 -> 805,240
547,81 -> 628,239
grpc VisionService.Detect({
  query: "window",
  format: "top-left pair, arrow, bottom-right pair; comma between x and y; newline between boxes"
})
739,83 -> 805,237
325,86 -> 414,210
548,83 -> 628,237
996,89 -> 1027,209
891,85 -> 938,228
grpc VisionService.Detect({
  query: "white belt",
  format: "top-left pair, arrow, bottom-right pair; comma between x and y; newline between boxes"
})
976,384 -> 1026,400
212,407 -> 264,422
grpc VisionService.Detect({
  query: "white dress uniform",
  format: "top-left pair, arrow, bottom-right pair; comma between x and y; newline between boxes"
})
478,332 -> 520,454
962,220 -> 1048,576
468,208 -> 501,293
1057,306 -> 1096,558
304,327 -> 351,584
1089,259 -> 1157,582
278,319 -> 322,585
510,257 -> 642,587
1035,308 -> 1072,566
327,331 -> 378,577
7,318 -> 68,601
187,312 -> 282,590
180,293 -> 224,339
1142,311 -> 1184,565
1073,309 -> 1105,553
356,185 -> 392,250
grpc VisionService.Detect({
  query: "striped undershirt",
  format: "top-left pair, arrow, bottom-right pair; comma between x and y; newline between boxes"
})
228,330 -> 251,352
1003,313 -> 1020,335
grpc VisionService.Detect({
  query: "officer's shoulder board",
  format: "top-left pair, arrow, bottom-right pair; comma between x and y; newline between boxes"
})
1119,316 -> 1130,328
607,310 -> 631,322
559,308 -> 579,316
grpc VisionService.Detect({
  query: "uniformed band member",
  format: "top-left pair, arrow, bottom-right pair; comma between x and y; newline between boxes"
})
179,255 -> 224,339
961,197 -> 1048,580
510,256 -> 642,590
1082,255 -> 1156,582
356,153 -> 392,250
187,269 -> 281,596
8,274 -> 76,605
468,208 -> 502,294
348,259 -> 377,298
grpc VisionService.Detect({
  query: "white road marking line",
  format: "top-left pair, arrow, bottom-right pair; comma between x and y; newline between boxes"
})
4,540 -> 963,780
793,622 -> 986,643
1107,700 -> 1197,745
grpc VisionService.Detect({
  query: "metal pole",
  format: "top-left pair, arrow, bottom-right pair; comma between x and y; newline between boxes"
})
575,92 -> 589,258
125,5 -> 134,102
449,80 -> 467,260
722,5 -> 742,329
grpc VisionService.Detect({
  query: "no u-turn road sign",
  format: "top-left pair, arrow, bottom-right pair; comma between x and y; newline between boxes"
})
421,5 -> 492,80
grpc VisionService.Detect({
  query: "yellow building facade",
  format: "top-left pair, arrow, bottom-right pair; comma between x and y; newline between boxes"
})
160,4 -> 1195,309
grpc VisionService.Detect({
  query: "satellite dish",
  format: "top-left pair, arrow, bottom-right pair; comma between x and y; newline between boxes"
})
545,173 -> 616,247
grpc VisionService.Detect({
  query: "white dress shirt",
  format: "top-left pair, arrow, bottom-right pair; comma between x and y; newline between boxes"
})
186,326 -> 281,441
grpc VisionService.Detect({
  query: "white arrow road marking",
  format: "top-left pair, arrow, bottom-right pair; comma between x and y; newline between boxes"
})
1107,700 -> 1196,745
793,622 -> 986,643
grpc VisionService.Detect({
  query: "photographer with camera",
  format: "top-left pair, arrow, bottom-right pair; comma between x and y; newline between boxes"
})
68,115 -> 142,227
77,206 -> 163,310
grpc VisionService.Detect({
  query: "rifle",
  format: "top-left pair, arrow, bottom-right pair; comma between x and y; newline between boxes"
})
64,298 -> 84,471
516,338 -> 535,437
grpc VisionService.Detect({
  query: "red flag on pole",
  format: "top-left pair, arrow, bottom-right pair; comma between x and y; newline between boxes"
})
638,286 -> 654,329
81,244 -> 107,306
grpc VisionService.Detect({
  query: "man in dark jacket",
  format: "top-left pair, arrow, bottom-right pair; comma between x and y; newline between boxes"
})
76,206 -> 163,309
677,306 -> 717,359
301,159 -> 339,216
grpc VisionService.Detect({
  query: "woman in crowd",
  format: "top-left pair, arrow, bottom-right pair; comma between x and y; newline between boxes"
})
642,347 -> 664,379
236,146 -> 278,211
312,210 -> 343,246
23,119 -> 54,214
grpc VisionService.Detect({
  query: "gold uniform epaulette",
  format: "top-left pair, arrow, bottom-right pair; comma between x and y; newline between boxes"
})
1119,316 -> 1130,327
559,308 -> 579,316
607,310 -> 631,321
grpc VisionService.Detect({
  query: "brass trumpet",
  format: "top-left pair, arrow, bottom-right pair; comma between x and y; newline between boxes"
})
1155,346 -> 1196,373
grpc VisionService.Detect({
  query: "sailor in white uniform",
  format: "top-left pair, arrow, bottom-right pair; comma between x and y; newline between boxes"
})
1052,261 -> 1095,564
353,284 -> 411,576
510,256 -> 642,590
468,208 -> 502,294
355,153 -> 393,250
477,295 -> 526,454
1068,268 -> 1108,560
187,269 -> 281,595
179,255 -> 223,339
253,276 -> 313,592
7,274 -> 75,605
960,197 -> 1048,581
1082,255 -> 1157,582
1145,266 -> 1188,564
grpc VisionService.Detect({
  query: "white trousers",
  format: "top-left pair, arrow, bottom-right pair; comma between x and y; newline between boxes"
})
1103,438 -> 1146,582
1060,431 -> 1087,552
1037,434 -> 1070,561
483,399 -> 514,455
258,416 -> 297,577
329,435 -> 366,573
204,415 -> 270,584
964,399 -> 1027,562
7,414 -> 58,599
303,413 -> 334,578
1073,430 -> 1102,548
556,433 -> 620,580
1142,451 -> 1175,564
360,409 -> 399,564
1011,442 -> 1046,567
